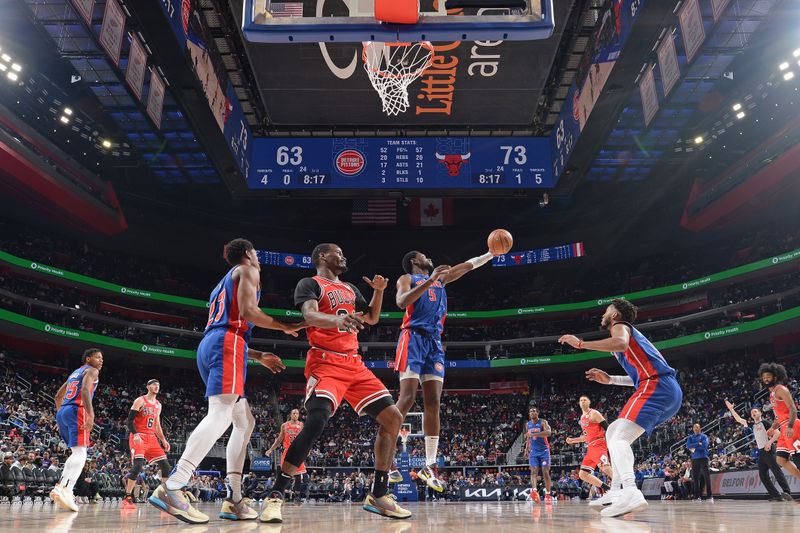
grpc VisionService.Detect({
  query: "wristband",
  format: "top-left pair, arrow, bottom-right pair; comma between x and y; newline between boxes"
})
467,252 -> 493,269
577,340 -> 584,349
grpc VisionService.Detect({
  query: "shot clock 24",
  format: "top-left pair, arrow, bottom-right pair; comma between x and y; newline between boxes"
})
248,137 -> 555,190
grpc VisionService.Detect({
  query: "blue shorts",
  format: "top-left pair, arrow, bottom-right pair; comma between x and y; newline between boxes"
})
197,328 -> 249,398
56,404 -> 90,448
529,449 -> 551,469
394,329 -> 445,381
619,374 -> 682,435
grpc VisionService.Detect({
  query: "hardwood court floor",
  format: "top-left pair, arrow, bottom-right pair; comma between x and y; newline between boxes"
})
0,499 -> 798,532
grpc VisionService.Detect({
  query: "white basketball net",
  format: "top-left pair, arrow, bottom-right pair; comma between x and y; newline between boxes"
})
363,41 -> 434,116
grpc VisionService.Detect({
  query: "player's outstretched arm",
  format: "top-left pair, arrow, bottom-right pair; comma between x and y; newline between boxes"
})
395,269 -> 448,309
266,423 -> 285,455
559,323 -> 630,353
565,435 -> 586,445
237,265 -> 305,336
441,250 -> 493,285
724,400 -> 748,427
248,349 -> 286,374
361,275 -> 388,325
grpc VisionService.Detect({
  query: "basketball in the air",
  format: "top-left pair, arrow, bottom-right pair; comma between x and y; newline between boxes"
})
488,229 -> 513,256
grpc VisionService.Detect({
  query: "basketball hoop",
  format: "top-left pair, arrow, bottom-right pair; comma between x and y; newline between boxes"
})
362,41 -> 434,116
399,423 -> 412,446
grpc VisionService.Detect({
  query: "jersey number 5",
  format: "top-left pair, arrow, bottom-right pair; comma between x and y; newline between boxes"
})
428,288 -> 437,302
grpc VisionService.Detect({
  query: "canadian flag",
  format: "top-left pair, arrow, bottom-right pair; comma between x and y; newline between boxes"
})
410,198 -> 454,226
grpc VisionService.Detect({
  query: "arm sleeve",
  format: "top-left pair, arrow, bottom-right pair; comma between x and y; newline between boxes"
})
126,410 -> 138,434
294,278 -> 321,308
348,284 -> 370,313
609,375 -> 635,387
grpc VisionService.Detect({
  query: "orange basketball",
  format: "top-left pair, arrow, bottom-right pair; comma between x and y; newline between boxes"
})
487,229 -> 513,256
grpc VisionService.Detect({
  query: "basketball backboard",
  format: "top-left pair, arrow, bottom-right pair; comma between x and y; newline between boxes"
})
242,0 -> 554,43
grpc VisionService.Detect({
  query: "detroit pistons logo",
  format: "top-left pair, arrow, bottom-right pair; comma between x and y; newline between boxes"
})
335,150 -> 365,176
434,362 -> 444,373
284,255 -> 295,266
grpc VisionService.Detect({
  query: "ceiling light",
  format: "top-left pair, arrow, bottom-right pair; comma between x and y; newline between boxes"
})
780,62 -> 790,71
63,107 -> 73,116
101,139 -> 112,148
0,64 -> 6,72
736,111 -> 745,119
694,136 -> 704,144
59,115 -> 69,124
6,72 -> 18,82
794,49 -> 800,58
11,63 -> 21,72
732,103 -> 742,111
785,71 -> 795,81
0,54 -> 10,62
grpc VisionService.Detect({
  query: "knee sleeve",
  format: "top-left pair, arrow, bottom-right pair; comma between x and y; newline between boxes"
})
283,403 -> 331,467
232,398 -> 256,431
157,459 -> 171,478
129,458 -> 146,477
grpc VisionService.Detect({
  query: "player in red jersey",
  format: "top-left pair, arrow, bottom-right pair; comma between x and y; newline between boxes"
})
261,243 -> 410,523
123,379 -> 170,509
265,408 -> 308,501
565,396 -> 613,498
759,363 -> 800,480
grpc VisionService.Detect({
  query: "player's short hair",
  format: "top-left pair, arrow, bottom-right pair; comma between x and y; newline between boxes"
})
758,362 -> 788,384
224,238 -> 254,266
402,250 -> 421,274
610,298 -> 638,323
579,395 -> 590,401
312,243 -> 337,266
83,348 -> 101,362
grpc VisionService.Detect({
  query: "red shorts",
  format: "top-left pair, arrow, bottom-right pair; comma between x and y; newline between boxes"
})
129,433 -> 167,463
581,441 -> 610,471
776,420 -> 800,455
304,348 -> 392,416
281,450 -> 307,475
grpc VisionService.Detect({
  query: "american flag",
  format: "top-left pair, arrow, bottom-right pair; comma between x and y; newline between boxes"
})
351,199 -> 397,226
269,2 -> 304,17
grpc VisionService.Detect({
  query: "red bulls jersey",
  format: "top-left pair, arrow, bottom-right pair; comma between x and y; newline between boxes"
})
580,410 -> 606,445
282,421 -> 303,449
294,276 -> 368,354
61,365 -> 98,408
133,396 -> 162,435
771,386 -> 795,425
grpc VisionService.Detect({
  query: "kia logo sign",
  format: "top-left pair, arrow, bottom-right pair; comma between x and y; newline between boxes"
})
335,150 -> 366,176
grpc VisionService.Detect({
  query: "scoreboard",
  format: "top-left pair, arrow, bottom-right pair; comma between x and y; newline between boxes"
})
248,137 -> 554,190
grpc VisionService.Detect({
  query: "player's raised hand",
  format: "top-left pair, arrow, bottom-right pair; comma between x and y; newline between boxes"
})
585,368 -> 611,385
431,265 -> 451,281
724,399 -> 735,411
363,275 -> 389,291
338,311 -> 366,332
257,352 -> 286,373
558,334 -> 582,348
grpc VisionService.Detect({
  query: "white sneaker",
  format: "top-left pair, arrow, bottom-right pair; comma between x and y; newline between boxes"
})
600,487 -> 648,518
589,489 -> 619,511
50,486 -> 79,512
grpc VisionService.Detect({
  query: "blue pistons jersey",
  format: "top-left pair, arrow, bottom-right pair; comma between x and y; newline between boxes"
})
394,273 -> 447,381
401,274 -> 447,336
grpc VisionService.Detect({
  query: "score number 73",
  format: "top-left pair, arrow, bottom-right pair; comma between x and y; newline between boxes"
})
499,145 -> 542,184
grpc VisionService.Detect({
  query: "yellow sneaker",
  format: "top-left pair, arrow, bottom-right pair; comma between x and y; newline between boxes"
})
259,497 -> 284,523
417,465 -> 445,493
363,493 -> 412,519
220,498 -> 258,520
388,469 -> 403,483
148,484 -> 209,524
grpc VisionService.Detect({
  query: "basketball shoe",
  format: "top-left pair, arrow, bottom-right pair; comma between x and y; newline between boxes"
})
219,498 -> 258,520
589,487 -> 619,511
388,469 -> 404,483
600,486 -> 648,518
259,497 -> 284,523
417,465 -> 445,492
363,493 -> 412,519
148,484 -> 209,524
121,495 -> 137,510
50,486 -> 79,512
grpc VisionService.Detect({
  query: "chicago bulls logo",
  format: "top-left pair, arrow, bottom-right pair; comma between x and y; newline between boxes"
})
435,152 -> 471,176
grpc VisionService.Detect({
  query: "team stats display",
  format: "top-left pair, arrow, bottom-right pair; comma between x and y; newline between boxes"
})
248,137 -> 554,190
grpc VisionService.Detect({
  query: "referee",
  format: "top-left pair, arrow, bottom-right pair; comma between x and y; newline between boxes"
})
725,400 -> 793,501
686,423 -> 713,501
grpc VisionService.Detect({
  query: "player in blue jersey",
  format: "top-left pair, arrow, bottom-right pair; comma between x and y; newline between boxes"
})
523,407 -> 553,503
390,248 -> 495,490
51,348 -> 102,512
150,238 -> 304,524
559,298 -> 682,518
